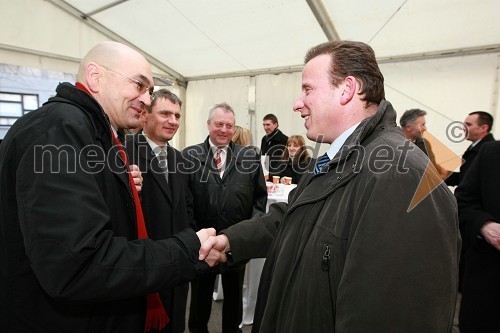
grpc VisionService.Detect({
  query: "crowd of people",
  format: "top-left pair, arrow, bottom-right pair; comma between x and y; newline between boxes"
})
0,39 -> 498,333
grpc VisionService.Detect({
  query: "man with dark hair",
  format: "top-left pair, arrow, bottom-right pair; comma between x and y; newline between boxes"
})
200,40 -> 459,332
125,89 -> 194,333
445,111 -> 494,295
0,41 -> 221,333
261,113 -> 288,175
183,103 -> 267,333
445,111 -> 494,186
400,108 -> 447,179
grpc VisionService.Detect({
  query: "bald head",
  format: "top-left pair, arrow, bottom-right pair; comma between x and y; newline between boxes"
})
76,41 -> 154,130
77,41 -> 149,82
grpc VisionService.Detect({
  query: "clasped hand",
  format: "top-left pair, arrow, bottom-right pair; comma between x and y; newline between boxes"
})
481,221 -> 500,251
195,228 -> 231,267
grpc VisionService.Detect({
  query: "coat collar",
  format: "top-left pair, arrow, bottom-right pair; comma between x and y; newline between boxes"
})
287,100 -> 397,213
47,82 -> 132,195
50,82 -> 113,143
196,137 -> 246,181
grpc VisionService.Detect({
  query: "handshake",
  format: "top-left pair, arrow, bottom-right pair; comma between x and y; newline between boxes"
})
195,228 -> 231,267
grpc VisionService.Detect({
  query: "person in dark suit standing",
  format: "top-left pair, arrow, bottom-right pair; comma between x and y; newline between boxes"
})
184,103 -> 267,333
445,111 -> 494,293
125,89 -> 195,333
260,113 -> 288,175
445,111 -> 494,186
456,141 -> 500,333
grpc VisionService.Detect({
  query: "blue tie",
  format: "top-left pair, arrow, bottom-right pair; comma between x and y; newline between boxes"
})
314,153 -> 330,174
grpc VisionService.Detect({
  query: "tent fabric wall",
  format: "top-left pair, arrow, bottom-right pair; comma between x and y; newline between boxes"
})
254,72 -> 328,156
2,0 -> 499,158
381,53 -> 500,156
184,77 -> 249,148
184,53 -> 500,161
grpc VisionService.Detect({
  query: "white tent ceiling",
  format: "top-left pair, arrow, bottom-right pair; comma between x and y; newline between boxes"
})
1,0 -> 499,86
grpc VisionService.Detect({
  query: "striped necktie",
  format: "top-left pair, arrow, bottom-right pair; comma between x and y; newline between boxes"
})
314,153 -> 330,174
214,148 -> 223,174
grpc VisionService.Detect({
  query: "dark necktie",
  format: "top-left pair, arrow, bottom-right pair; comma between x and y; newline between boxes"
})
314,153 -> 330,174
158,147 -> 168,183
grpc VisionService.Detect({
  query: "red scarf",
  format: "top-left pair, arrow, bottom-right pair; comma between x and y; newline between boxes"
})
77,82 -> 169,332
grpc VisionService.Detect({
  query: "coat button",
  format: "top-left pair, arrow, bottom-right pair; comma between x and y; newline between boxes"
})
336,176 -> 342,181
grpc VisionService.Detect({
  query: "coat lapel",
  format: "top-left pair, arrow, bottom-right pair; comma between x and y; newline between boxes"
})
165,145 -> 177,207
135,135 -> 173,205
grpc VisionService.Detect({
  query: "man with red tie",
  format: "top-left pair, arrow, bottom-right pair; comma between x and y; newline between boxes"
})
183,103 -> 267,333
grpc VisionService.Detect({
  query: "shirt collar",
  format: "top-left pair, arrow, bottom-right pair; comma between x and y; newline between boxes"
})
208,139 -> 228,153
325,122 -> 361,160
144,134 -> 167,156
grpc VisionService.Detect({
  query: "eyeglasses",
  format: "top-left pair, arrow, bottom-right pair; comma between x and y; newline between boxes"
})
100,65 -> 154,97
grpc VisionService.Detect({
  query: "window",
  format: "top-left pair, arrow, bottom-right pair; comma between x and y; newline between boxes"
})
0,92 -> 39,127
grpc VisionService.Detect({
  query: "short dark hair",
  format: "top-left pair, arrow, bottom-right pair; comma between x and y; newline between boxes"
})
400,109 -> 427,127
304,41 -> 385,106
147,89 -> 182,113
469,111 -> 493,132
263,114 -> 278,124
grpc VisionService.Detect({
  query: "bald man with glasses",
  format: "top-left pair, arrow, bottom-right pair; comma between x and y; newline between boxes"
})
0,41 -> 222,333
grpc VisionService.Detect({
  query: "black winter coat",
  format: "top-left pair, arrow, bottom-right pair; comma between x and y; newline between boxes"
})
182,138 -> 267,232
261,129 -> 288,174
224,101 -> 459,333
445,133 -> 495,186
456,141 -> 500,333
0,83 -> 207,333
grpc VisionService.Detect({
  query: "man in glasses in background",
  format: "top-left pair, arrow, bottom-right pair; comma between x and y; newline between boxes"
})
0,41 -> 222,333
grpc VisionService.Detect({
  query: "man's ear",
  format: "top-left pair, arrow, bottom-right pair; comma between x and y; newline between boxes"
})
340,76 -> 357,105
86,62 -> 101,93
140,110 -> 147,122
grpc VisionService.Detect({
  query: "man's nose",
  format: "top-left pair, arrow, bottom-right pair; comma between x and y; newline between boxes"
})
138,92 -> 151,107
293,97 -> 304,112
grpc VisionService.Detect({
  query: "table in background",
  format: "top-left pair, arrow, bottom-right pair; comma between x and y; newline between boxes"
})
240,184 -> 296,327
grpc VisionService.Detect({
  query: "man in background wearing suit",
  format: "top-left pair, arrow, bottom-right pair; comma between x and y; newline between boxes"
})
456,141 -> 500,333
184,103 -> 267,333
260,113 -> 288,175
125,89 -> 195,333
445,111 -> 494,293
